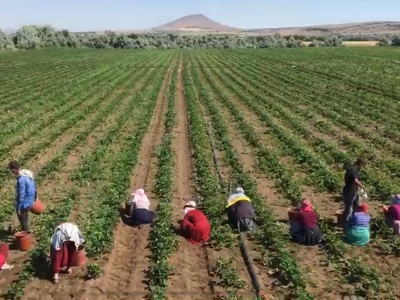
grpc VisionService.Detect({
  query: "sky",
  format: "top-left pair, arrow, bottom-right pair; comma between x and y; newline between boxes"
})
0,0 -> 398,31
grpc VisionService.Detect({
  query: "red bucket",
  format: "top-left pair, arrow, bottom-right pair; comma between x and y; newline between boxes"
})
0,243 -> 9,260
287,207 -> 300,222
14,231 -> 31,251
30,199 -> 46,215
73,245 -> 86,267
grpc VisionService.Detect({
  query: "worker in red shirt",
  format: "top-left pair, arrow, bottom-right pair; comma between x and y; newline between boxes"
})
179,201 -> 211,244
290,199 -> 323,246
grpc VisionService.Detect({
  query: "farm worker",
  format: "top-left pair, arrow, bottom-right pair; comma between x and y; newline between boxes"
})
226,187 -> 257,232
289,199 -> 323,246
342,158 -> 366,225
381,194 -> 400,235
50,222 -> 85,283
179,201 -> 211,244
128,188 -> 155,226
8,161 -> 37,232
0,253 -> 13,271
345,203 -> 370,246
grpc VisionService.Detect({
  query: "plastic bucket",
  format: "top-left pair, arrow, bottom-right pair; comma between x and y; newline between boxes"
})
287,207 -> 300,222
14,231 -> 31,251
73,245 -> 86,267
125,202 -> 132,216
335,209 -> 344,225
0,243 -> 9,260
30,199 -> 46,215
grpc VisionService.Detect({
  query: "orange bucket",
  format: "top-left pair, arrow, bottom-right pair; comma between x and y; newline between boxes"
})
30,199 -> 45,215
73,245 -> 86,267
335,209 -> 344,225
287,207 -> 300,222
0,243 -> 9,260
14,231 -> 31,251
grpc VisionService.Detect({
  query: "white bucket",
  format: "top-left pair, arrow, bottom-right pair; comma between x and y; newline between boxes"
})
357,188 -> 368,201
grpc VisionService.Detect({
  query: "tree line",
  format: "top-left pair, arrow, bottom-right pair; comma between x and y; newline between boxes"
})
0,25 -> 399,51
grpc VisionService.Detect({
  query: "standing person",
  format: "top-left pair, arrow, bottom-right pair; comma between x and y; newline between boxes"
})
128,188 -> 155,226
179,201 -> 211,244
342,158 -> 366,225
226,187 -> 257,232
50,222 -> 85,283
8,161 -> 37,232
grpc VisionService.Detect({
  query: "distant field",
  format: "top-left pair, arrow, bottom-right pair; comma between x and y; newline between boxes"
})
1,47 -> 400,299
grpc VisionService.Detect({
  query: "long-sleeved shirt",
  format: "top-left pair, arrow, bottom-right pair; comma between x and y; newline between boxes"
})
15,173 -> 36,211
388,204 -> 400,221
295,210 -> 318,229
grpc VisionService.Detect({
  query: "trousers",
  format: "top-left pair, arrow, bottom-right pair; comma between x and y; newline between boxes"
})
16,208 -> 30,231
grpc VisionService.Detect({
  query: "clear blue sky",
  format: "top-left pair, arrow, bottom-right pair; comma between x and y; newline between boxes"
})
0,0 -> 398,31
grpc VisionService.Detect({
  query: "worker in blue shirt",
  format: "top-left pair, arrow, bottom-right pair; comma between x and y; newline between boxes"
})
8,161 -> 36,231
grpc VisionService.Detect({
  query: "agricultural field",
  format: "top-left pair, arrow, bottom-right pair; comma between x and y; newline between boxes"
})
1,47 -> 400,300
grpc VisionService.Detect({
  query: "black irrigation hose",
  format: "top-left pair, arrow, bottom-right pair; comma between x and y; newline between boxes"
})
204,119 -> 263,298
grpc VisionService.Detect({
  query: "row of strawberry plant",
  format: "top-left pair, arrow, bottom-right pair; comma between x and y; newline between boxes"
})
4,55 -> 162,299
0,51 -> 138,136
217,54 -> 400,199
0,59 -> 153,230
194,52 -> 390,297
189,55 -> 313,299
148,59 -> 179,298
213,54 -> 400,199
82,53 -> 175,258
248,53 -> 400,147
182,56 -> 248,296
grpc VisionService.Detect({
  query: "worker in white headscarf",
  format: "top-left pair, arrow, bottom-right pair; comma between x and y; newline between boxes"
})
50,222 -> 85,283
179,201 -> 211,244
128,188 -> 155,226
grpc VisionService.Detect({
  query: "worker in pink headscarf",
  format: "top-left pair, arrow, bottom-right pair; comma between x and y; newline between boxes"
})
128,188 -> 155,226
289,198 -> 323,246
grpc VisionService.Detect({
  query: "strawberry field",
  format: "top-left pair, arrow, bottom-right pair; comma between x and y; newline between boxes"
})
1,47 -> 400,299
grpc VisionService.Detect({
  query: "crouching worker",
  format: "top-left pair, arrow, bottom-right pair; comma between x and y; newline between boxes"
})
290,199 -> 323,246
128,188 -> 155,226
226,187 -> 257,232
179,201 -> 211,244
0,253 -> 13,271
50,222 -> 85,283
345,203 -> 370,246
381,194 -> 400,235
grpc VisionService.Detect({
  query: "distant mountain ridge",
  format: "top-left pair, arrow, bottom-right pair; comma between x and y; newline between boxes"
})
153,14 -> 238,32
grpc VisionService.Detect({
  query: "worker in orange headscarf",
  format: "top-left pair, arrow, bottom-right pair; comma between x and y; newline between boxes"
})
290,198 -> 323,246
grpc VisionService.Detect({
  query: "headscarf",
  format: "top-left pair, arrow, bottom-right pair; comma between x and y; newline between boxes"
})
183,201 -> 196,215
356,203 -> 369,214
19,169 -> 33,179
131,188 -> 150,210
392,194 -> 400,205
226,187 -> 251,207
50,222 -> 84,251
300,198 -> 313,212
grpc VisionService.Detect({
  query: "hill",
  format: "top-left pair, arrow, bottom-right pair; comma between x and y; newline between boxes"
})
152,14 -> 400,36
152,14 -> 239,32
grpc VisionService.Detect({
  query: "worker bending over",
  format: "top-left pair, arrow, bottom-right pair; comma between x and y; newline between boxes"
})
50,222 -> 85,283
226,187 -> 257,232
179,201 -> 211,244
